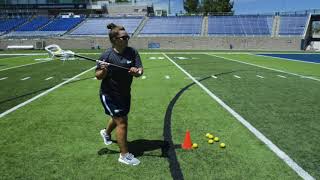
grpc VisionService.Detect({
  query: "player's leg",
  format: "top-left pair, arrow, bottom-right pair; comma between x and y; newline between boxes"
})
114,116 -> 140,166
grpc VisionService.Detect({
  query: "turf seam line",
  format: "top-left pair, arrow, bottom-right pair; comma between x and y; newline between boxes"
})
0,61 -> 49,72
0,53 -> 47,56
75,52 -> 252,55
0,66 -> 96,118
0,55 -> 25,61
163,53 -> 315,180
209,54 -> 320,82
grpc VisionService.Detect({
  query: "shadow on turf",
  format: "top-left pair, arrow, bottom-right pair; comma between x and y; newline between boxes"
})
98,139 -> 181,157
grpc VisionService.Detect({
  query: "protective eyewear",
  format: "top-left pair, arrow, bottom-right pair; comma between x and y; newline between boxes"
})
116,36 -> 130,40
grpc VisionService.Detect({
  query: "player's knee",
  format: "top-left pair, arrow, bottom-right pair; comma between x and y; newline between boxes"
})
113,116 -> 127,126
117,123 -> 127,129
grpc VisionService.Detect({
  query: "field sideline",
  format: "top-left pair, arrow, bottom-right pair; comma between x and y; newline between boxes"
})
0,51 -> 319,179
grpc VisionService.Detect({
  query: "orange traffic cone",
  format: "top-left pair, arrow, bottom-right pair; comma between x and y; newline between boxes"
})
181,130 -> 193,150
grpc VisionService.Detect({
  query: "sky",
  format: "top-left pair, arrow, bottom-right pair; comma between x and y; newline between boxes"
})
233,0 -> 320,14
146,0 -> 320,15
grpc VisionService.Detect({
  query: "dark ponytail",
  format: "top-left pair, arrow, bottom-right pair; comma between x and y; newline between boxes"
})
107,23 -> 117,30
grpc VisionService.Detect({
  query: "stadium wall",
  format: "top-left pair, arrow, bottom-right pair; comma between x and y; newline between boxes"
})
0,37 -> 302,51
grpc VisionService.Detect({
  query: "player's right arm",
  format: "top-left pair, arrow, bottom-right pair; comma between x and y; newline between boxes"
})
96,50 -> 111,80
95,62 -> 108,80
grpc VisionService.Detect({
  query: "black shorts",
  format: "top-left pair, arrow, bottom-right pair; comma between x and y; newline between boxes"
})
99,93 -> 131,117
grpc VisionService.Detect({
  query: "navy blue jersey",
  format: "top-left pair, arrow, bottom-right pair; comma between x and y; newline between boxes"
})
97,47 -> 143,96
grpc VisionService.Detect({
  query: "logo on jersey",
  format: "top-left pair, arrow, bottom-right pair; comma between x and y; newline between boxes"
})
126,60 -> 132,64
114,109 -> 123,113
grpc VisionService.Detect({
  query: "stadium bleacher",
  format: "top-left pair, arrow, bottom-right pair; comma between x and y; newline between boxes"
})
139,16 -> 202,36
70,17 -> 143,36
0,18 -> 28,34
208,15 -> 273,36
0,14 -> 312,38
7,31 -> 68,37
41,17 -> 84,31
15,16 -> 51,31
279,15 -> 309,36
5,17 -> 84,37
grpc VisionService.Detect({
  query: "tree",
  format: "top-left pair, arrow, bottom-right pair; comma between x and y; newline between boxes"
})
184,0 -> 199,14
202,0 -> 234,15
313,22 -> 320,34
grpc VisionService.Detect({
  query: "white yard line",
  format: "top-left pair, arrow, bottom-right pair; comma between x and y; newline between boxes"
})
256,75 -> 265,79
62,78 -> 81,81
0,77 -> 8,80
208,54 -> 320,82
45,77 -> 53,80
277,75 -> 287,78
21,77 -> 30,81
211,75 -> 218,79
0,66 -> 96,118
163,53 -> 315,180
0,61 -> 49,72
234,75 -> 241,79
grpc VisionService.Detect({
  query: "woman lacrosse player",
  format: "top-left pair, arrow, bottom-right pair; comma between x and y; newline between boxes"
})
96,23 -> 143,165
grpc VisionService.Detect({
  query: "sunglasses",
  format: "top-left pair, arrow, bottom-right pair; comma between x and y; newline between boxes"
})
115,36 -> 130,40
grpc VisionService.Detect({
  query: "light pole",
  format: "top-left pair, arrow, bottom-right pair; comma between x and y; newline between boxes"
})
168,0 -> 170,15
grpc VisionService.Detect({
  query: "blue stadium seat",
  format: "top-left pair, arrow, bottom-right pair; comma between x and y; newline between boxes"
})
4,17 -> 84,36
139,16 -> 202,36
0,18 -> 28,32
6,31 -> 67,37
208,15 -> 273,36
15,16 -> 50,31
70,17 -> 143,35
279,15 -> 308,36
40,17 -> 84,31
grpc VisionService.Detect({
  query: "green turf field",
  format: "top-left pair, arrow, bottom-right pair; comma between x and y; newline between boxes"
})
0,51 -> 319,179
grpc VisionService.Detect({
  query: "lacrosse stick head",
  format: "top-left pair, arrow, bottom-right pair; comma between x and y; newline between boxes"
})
45,44 -> 75,60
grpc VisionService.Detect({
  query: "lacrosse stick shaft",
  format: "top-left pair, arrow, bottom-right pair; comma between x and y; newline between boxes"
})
44,44 -> 130,70
74,54 -> 129,70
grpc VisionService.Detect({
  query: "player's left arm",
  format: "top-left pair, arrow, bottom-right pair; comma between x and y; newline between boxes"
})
129,49 -> 143,77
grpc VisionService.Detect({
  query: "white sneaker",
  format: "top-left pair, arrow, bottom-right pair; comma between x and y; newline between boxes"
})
100,129 -> 112,145
118,153 -> 140,166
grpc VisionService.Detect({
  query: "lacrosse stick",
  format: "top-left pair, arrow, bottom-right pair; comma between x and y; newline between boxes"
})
44,44 -> 130,71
